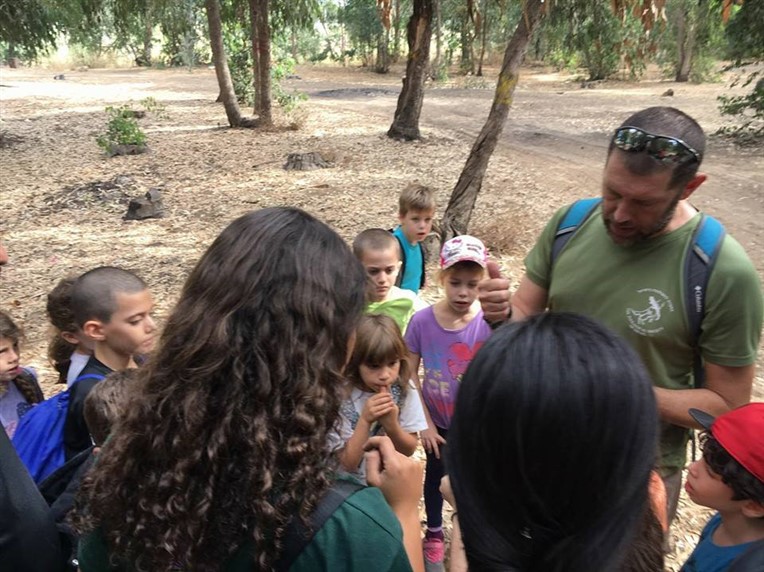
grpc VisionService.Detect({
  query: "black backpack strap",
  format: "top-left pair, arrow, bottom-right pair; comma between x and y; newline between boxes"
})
418,242 -> 426,289
684,214 -> 725,389
391,231 -> 406,288
275,479 -> 365,571
551,198 -> 602,265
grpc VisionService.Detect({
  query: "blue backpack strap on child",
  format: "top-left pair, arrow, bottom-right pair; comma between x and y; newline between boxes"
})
552,198 -> 725,389
11,373 -> 105,484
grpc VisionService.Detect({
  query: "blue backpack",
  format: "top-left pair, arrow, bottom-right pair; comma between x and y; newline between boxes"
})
12,373 -> 105,484
552,198 -> 726,388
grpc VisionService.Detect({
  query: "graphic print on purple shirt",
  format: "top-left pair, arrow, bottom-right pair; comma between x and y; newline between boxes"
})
404,306 -> 491,429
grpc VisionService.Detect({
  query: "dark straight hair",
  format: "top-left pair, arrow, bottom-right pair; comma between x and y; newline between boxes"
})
448,312 -> 659,572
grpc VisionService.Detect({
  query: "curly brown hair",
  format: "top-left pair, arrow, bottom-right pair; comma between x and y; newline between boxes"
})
74,208 -> 367,571
46,276 -> 79,383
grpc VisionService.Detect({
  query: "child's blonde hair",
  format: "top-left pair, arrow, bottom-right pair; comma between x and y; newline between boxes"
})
46,276 -> 79,384
346,314 -> 410,394
438,261 -> 486,283
399,183 -> 436,215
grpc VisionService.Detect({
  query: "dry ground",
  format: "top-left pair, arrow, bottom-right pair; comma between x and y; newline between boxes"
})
1,62 -> 762,570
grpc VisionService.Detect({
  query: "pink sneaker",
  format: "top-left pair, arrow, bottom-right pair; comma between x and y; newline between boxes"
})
423,534 -> 445,572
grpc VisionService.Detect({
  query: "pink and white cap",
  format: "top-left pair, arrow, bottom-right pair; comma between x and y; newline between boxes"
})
440,235 -> 488,270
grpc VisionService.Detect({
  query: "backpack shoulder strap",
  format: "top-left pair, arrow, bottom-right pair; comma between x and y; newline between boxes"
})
275,479 -> 366,571
72,372 -> 106,387
418,242 -> 426,289
551,198 -> 602,264
391,231 -> 406,288
684,214 -> 725,388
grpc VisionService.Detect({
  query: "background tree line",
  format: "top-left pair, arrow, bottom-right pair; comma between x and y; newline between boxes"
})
2,0 -> 761,231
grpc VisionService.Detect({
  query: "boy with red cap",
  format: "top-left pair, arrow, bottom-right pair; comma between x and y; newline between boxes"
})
681,403 -> 764,571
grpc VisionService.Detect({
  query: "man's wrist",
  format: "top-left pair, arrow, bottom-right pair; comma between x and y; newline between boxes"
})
484,305 -> 512,330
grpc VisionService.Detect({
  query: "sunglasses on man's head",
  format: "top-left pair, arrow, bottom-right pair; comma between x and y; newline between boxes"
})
612,126 -> 702,166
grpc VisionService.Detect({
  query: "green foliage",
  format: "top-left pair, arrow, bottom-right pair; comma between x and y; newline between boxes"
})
655,0 -> 726,83
140,96 -> 169,118
341,0 -> 385,64
96,105 -> 147,153
271,58 -> 307,112
716,1 -> 764,143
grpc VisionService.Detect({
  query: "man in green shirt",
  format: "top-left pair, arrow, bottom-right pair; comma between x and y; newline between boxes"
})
478,106 -> 763,527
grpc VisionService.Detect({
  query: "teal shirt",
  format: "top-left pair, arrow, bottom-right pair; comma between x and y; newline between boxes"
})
78,486 -> 413,571
393,226 -> 424,293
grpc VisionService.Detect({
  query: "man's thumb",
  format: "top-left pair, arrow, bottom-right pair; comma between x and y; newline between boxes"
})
487,260 -> 503,280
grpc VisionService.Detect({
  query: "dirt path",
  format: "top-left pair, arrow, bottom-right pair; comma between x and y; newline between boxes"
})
297,65 -> 763,260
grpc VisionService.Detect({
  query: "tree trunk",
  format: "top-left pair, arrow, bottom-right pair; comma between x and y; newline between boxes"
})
141,5 -> 154,66
375,31 -> 390,73
476,0 -> 489,77
387,0 -> 434,141
250,0 -> 272,125
460,20 -> 474,74
675,6 -> 694,82
433,0 -> 442,70
248,0 -> 260,113
440,0 -> 546,240
204,0 -> 254,127
393,0 -> 402,62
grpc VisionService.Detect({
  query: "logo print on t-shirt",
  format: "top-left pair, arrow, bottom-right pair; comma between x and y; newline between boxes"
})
626,288 -> 675,336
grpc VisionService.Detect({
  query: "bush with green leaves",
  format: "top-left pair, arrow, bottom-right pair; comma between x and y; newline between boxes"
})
96,106 -> 147,154
716,1 -> 764,144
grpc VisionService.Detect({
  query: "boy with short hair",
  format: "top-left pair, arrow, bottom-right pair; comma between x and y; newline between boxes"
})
353,229 -> 427,334
392,183 -> 435,294
63,266 -> 156,459
681,404 -> 764,572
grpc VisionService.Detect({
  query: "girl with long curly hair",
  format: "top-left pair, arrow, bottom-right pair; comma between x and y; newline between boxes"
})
75,207 -> 424,572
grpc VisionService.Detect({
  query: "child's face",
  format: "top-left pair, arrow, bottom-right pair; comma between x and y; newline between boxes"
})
361,247 -> 401,302
685,457 -> 737,511
359,359 -> 401,393
0,337 -> 20,382
90,289 -> 157,357
443,265 -> 484,316
398,208 -> 434,244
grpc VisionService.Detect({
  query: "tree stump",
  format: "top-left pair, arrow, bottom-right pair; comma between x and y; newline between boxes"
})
124,188 -> 165,220
284,152 -> 331,171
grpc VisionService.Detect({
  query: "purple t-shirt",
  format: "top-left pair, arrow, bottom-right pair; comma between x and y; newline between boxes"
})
405,306 -> 492,429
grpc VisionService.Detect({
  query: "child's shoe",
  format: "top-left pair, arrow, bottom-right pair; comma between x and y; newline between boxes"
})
423,529 -> 445,572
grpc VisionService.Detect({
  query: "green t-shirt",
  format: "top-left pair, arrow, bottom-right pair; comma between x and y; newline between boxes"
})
525,203 -> 763,474
78,485 -> 413,572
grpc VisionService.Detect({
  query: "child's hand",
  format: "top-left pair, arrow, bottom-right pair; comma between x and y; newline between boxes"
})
376,386 -> 400,430
421,425 -> 447,459
361,391 -> 396,424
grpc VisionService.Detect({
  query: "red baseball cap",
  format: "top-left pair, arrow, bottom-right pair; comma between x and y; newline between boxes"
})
689,403 -> 764,483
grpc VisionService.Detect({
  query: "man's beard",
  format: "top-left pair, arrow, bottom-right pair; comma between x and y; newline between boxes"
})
603,193 -> 681,247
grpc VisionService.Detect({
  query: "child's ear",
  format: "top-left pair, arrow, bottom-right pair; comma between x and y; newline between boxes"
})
741,500 -> 764,519
82,319 -> 107,342
60,331 -> 80,345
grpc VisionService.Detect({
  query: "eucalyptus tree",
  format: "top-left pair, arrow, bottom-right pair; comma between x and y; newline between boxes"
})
441,0 -> 547,239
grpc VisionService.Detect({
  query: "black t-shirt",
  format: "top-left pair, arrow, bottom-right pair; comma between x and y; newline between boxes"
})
63,356 -> 112,460
0,427 -> 64,571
